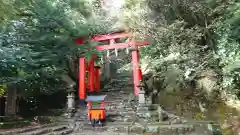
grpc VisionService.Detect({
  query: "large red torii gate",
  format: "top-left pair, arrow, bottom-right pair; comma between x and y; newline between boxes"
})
76,31 -> 150,100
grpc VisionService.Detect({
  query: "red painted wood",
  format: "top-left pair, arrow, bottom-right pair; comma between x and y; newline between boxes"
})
86,66 -> 89,71
75,37 -> 86,44
95,41 -> 149,51
132,50 -> 140,96
79,57 -> 86,99
91,32 -> 131,42
138,69 -> 143,81
88,57 -> 95,92
101,100 -> 104,109
86,83 -> 89,89
94,67 -> 101,92
87,101 -> 92,110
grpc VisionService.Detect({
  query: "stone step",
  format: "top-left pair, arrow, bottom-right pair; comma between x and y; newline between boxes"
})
107,110 -> 134,114
105,100 -> 124,104
0,123 -> 58,135
136,111 -> 159,117
62,118 -> 86,123
138,104 -> 160,110
18,125 -> 67,135
79,120 -> 196,126
106,101 -> 132,105
73,117 -> 219,127
105,98 -> 128,101
108,107 -> 133,111
107,111 -> 135,116
42,128 -> 73,135
136,107 -> 149,112
79,123 -> 196,133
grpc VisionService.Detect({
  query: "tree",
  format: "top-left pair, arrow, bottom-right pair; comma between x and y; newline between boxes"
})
0,0 -> 107,96
123,0 -> 240,97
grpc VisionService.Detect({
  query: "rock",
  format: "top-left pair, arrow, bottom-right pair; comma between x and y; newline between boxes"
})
170,118 -> 183,124
129,125 -> 145,134
128,93 -> 135,103
146,125 -> 159,133
123,116 -> 134,122
196,70 -> 218,99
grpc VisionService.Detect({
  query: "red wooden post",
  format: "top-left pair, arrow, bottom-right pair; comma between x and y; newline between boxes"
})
87,70 -> 91,91
94,66 -> 101,92
130,35 -> 141,96
86,65 -> 89,90
101,100 -> 104,109
132,49 -> 140,96
138,68 -> 143,81
79,57 -> 86,100
88,56 -> 95,92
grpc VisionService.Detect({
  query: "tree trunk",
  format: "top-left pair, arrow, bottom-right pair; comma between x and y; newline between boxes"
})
6,88 -> 17,116
0,96 -> 6,116
67,57 -> 78,82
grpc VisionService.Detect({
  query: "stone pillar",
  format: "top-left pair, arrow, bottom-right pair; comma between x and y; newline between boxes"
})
67,92 -> 75,109
66,90 -> 75,118
157,105 -> 163,122
152,89 -> 158,104
139,90 -> 145,104
138,81 -> 145,104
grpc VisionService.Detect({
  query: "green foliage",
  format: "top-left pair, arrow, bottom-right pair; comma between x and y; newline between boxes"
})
0,84 -> 7,96
0,0 -> 108,96
0,0 -> 17,27
214,1 -> 240,94
1,0 -> 239,98
124,0 -> 240,96
124,0 -> 216,90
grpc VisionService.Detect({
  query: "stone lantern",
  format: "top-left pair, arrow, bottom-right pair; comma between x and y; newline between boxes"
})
66,85 -> 75,117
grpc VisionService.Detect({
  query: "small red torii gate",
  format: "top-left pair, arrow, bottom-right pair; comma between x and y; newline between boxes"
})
75,31 -> 150,100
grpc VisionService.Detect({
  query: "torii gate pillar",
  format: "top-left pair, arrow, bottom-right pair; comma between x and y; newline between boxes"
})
79,57 -> 86,100
131,49 -> 141,96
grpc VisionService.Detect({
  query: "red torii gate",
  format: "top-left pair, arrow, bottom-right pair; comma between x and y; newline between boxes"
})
76,31 -> 150,100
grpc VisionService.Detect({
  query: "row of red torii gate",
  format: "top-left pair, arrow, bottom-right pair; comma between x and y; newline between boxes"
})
75,31 -> 150,99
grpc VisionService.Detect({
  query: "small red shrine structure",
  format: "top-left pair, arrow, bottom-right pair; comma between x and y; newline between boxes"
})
75,31 -> 149,100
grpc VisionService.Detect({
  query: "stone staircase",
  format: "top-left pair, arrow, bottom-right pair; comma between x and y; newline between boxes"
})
68,75 -> 221,135
0,123 -> 73,135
